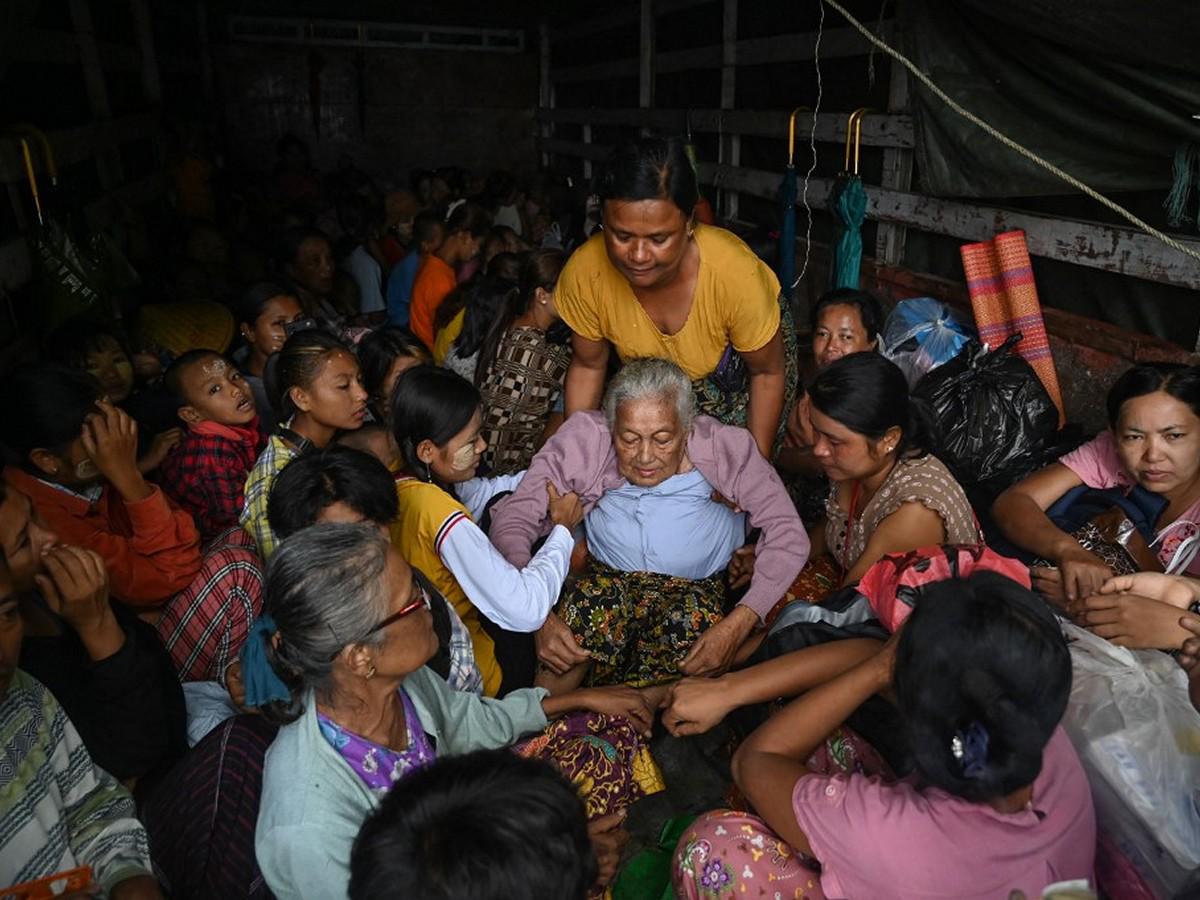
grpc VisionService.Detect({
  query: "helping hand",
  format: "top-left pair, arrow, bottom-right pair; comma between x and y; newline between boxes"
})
660,676 -> 735,737
679,607 -> 758,677
576,685 -> 655,736
546,483 -> 584,530
535,612 -> 590,675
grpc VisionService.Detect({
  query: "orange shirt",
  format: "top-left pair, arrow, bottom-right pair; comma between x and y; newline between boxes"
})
409,255 -> 458,349
4,466 -> 202,606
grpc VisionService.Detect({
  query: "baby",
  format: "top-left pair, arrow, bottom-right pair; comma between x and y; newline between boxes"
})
159,350 -> 266,544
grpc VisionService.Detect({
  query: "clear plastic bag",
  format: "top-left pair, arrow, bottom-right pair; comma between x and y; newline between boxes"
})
1059,623 -> 1200,896
880,297 -> 976,388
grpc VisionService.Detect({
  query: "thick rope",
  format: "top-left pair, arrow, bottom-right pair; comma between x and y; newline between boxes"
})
823,0 -> 1200,265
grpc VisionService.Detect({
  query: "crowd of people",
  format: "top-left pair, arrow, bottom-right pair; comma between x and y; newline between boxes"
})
1,130 -> 1197,900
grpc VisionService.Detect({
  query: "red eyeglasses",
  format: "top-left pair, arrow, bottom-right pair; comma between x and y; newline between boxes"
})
367,584 -> 431,635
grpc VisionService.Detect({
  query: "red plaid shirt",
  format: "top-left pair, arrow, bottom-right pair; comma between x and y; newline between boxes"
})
160,419 -> 266,546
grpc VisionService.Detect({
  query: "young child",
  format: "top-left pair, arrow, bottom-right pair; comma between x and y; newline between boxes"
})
159,350 -> 267,546
48,318 -> 182,472
233,283 -> 305,436
356,327 -> 431,422
240,329 -> 369,558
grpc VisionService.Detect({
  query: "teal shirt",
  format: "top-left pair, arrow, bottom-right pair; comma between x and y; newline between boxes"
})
255,666 -> 548,900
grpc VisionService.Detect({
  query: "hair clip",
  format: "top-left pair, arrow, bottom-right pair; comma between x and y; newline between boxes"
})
951,721 -> 990,778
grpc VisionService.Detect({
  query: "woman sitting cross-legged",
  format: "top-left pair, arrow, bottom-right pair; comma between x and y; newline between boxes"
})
250,524 -> 663,900
779,352 -> 979,604
672,572 -> 1096,900
994,364 -> 1200,639
489,357 -> 808,700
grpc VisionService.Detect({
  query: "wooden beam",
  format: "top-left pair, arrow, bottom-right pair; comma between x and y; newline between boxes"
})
0,27 -> 142,69
536,107 -> 914,147
551,24 -> 888,83
70,0 -> 124,191
875,60 -> 914,266
538,21 -> 553,169
720,0 -> 738,221
550,0 -> 713,42
694,162 -> 1200,291
639,0 -> 655,109
540,139 -> 610,162
129,0 -> 162,104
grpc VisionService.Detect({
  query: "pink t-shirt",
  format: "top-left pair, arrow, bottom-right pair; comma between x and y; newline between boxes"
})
1059,431 -> 1200,574
791,727 -> 1095,900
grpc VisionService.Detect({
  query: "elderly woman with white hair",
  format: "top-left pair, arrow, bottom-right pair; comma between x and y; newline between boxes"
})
490,358 -> 808,696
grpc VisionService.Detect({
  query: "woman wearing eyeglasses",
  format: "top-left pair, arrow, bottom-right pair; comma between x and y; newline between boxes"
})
247,524 -> 664,900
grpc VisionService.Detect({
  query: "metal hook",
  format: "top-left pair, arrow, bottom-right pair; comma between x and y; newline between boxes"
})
843,107 -> 871,176
787,106 -> 810,168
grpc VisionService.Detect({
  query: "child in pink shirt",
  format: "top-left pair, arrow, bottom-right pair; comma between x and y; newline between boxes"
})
673,572 -> 1095,900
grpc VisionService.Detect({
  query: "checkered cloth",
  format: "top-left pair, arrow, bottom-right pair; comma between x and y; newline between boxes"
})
160,426 -> 265,546
156,527 -> 264,683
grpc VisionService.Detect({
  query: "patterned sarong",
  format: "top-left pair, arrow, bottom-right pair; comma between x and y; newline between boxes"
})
560,558 -> 727,687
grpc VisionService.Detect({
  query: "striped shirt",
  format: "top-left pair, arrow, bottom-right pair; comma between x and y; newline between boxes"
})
0,670 -> 153,893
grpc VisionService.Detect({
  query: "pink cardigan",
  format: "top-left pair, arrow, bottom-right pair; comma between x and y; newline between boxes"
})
489,411 -> 808,620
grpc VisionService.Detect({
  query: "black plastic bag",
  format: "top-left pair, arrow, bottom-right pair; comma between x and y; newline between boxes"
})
914,334 -> 1059,488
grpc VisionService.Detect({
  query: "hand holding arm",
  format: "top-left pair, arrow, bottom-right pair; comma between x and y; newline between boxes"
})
542,685 -> 655,736
1081,592 -> 1195,649
730,638 -> 895,856
662,638 -> 883,737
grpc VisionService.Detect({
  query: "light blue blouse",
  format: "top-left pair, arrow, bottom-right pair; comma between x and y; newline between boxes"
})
586,468 -> 747,580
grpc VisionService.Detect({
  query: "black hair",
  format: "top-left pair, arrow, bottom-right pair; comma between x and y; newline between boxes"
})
268,446 -> 398,539
264,329 -> 354,419
810,287 -> 885,340
895,571 -> 1071,803
412,210 -> 444,249
162,348 -> 225,403
357,327 -> 430,406
809,352 -> 932,458
45,318 -> 132,370
443,201 -> 491,240
390,365 -> 480,476
452,276 -> 519,363
485,249 -> 522,284
1105,363 -> 1200,429
236,282 -> 296,328
475,248 -> 566,387
278,226 -> 331,269
596,135 -> 698,218
0,364 -> 101,460
349,749 -> 596,900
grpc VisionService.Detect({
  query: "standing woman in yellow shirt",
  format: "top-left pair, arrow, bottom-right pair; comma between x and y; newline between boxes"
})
556,137 -> 798,458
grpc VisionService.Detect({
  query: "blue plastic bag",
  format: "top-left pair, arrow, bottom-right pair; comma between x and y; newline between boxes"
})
881,297 -> 975,388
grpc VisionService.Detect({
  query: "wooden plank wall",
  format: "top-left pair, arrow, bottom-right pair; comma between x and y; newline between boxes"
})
537,0 -> 1200,352
0,0 -> 199,296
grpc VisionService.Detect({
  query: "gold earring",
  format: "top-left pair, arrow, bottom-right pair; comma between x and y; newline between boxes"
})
365,663 -> 376,679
